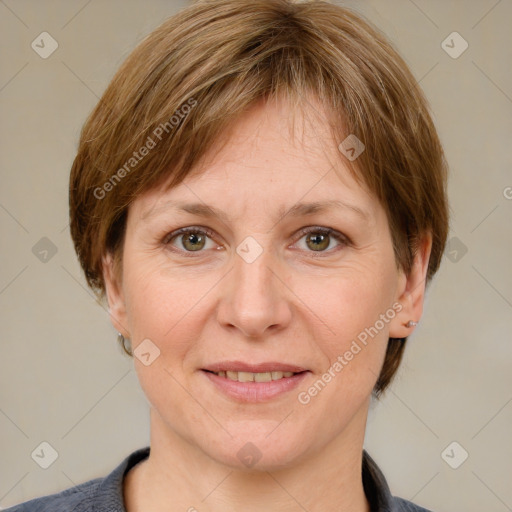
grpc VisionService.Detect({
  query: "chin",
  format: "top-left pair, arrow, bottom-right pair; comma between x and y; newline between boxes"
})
198,425 -> 311,472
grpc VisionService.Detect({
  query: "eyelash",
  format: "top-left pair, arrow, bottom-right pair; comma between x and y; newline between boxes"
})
162,225 -> 350,257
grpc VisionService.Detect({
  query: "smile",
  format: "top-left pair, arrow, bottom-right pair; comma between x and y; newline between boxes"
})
201,369 -> 310,402
206,370 -> 299,382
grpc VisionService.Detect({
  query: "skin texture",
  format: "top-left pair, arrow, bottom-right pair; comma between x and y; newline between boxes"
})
103,95 -> 432,512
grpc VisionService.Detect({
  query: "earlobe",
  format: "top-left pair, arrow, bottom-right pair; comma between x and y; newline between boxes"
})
102,252 -> 130,338
388,233 -> 433,338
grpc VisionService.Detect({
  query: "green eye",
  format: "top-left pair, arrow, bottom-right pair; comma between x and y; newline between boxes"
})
163,226 -> 349,256
164,227 -> 217,252
295,227 -> 348,254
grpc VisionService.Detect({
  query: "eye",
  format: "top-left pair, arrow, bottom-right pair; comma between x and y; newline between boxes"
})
163,226 -> 219,253
294,226 -> 349,254
163,225 -> 349,256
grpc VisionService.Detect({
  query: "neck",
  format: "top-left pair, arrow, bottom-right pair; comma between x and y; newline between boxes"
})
124,407 -> 371,512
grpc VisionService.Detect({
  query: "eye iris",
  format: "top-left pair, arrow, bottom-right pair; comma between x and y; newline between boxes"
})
306,232 -> 329,251
182,232 -> 205,251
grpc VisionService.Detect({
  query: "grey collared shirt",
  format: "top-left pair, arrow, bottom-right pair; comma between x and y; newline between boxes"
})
3,447 -> 433,511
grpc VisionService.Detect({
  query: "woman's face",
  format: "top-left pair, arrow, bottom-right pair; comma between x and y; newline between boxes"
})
105,96 -> 421,470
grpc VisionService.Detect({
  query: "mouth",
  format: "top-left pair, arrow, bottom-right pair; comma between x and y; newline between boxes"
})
200,362 -> 310,402
202,369 -> 306,382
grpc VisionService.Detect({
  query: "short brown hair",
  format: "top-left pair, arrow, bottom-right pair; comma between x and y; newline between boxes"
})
69,0 -> 449,396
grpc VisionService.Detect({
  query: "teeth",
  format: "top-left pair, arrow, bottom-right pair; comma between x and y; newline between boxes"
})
255,372 -> 272,382
213,370 -> 296,381
238,371 -> 254,383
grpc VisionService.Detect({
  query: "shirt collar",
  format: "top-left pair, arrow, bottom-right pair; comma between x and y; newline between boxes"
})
362,448 -> 396,511
94,446 -> 150,512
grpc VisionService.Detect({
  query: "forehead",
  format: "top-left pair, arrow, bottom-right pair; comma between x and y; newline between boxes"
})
132,95 -> 377,223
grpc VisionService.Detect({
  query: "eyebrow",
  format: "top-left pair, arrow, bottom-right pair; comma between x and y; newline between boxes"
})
141,199 -> 369,223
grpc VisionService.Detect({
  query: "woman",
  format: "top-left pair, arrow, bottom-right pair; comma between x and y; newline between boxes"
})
5,0 -> 448,511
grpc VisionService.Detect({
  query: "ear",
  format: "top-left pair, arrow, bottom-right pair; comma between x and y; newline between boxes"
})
388,232 -> 433,338
102,252 -> 130,338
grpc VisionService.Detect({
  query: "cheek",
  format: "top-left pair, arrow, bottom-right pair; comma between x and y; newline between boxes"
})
309,260 -> 398,390
120,256 -> 204,409
121,251 -> 217,353
321,266 -> 396,343
122,259 -> 164,339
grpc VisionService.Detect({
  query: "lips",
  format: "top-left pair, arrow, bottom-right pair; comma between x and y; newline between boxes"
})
202,367 -> 309,402
200,360 -> 310,402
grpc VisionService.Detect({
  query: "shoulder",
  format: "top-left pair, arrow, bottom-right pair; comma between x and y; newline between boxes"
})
392,496 -> 435,512
2,447 -> 150,512
1,477 -> 102,512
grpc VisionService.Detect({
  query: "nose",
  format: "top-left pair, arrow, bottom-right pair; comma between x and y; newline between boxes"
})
216,242 -> 293,339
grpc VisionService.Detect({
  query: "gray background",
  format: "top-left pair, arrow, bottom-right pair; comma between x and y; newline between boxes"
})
1,0 -> 511,510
